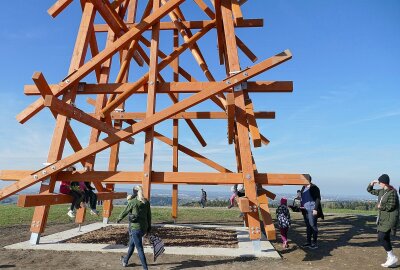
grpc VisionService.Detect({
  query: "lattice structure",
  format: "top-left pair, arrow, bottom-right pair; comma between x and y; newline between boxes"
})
0,0 -> 308,247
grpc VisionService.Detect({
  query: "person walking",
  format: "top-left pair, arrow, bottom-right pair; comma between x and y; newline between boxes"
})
200,188 -> 207,208
300,175 -> 324,249
117,186 -> 151,269
276,197 -> 291,249
368,174 -> 399,268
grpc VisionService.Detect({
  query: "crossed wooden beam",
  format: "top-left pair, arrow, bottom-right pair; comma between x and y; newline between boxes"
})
0,0 -> 309,244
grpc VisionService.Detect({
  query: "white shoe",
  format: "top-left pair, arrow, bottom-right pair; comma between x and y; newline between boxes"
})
90,209 -> 99,216
67,210 -> 75,218
382,256 -> 398,268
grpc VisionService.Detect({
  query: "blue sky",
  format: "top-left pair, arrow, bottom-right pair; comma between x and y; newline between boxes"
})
0,0 -> 399,198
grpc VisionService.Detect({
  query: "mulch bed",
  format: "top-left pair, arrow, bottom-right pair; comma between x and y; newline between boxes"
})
65,226 -> 238,248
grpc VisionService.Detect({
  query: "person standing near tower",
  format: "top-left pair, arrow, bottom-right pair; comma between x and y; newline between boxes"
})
368,174 -> 399,268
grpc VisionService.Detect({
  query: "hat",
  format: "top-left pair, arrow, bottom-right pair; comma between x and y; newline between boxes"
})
378,174 -> 390,185
280,197 -> 287,205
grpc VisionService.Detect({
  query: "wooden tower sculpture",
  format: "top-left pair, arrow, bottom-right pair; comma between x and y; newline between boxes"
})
0,0 -> 308,248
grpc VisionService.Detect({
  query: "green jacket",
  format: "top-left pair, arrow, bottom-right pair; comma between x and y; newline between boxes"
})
367,184 -> 399,234
117,197 -> 151,233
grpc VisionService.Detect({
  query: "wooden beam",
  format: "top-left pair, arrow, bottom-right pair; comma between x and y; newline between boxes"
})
47,0 -> 73,18
24,81 -> 293,95
16,0 -> 186,124
227,92 -> 235,144
1,51 -> 292,201
1,170 -> 309,185
231,0 -> 244,24
90,0 -> 128,36
93,19 -> 263,31
109,111 -> 275,120
18,192 -> 127,207
259,195 -> 276,240
245,99 -> 261,147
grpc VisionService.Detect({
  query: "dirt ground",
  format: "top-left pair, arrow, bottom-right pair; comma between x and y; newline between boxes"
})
66,226 -> 238,248
0,214 -> 399,270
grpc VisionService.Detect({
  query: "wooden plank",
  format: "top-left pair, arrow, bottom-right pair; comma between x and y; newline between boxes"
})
226,92 -> 235,144
93,19 -> 263,31
1,170 -> 309,185
30,1 -> 98,235
47,0 -> 73,18
18,192 -> 127,207
231,0 -> 243,24
238,197 -> 251,212
1,51 -> 292,201
172,28 -> 179,221
259,196 -> 276,240
245,99 -> 261,147
24,81 -> 293,95
16,0 -> 186,124
44,95 -> 135,144
109,111 -> 275,120
221,0 -> 261,240
142,0 -> 161,200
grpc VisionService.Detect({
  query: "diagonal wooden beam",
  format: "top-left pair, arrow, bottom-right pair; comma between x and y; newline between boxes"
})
47,0 -> 73,18
0,51 -> 291,201
16,0 -> 186,124
245,98 -> 261,147
91,0 -> 128,35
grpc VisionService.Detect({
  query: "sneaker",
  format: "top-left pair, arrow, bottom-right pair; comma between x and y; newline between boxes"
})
90,209 -> 99,216
309,243 -> 318,249
227,205 -> 232,209
67,210 -> 75,218
382,256 -> 398,268
301,243 -> 311,248
120,256 -> 127,267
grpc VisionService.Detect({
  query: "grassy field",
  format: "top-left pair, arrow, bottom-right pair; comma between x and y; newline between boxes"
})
0,204 -> 376,227
0,204 -> 248,227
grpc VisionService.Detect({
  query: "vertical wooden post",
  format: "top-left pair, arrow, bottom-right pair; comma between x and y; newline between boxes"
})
142,0 -> 161,199
171,29 -> 179,221
220,0 -> 262,246
29,1 -> 96,244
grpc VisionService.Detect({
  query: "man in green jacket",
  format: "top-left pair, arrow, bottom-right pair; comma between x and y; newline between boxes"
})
367,174 -> 399,268
117,186 -> 151,269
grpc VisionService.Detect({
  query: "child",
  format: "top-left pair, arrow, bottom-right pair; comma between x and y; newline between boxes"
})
276,197 -> 291,249
227,185 -> 238,209
60,166 -> 84,218
84,182 -> 99,215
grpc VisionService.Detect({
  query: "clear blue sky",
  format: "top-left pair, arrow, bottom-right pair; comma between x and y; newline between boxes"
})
0,0 -> 399,198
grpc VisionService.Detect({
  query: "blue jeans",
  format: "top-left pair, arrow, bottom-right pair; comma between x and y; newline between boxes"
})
303,209 -> 318,244
124,229 -> 148,269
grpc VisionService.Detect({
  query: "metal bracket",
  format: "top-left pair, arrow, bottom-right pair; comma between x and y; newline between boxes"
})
77,82 -> 86,92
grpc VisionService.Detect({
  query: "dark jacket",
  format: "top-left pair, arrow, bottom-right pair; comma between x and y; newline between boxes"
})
301,184 -> 324,219
367,184 -> 399,234
117,197 -> 152,233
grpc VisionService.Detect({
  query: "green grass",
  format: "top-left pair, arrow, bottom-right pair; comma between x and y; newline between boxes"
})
0,205 -> 244,227
0,204 -> 376,227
